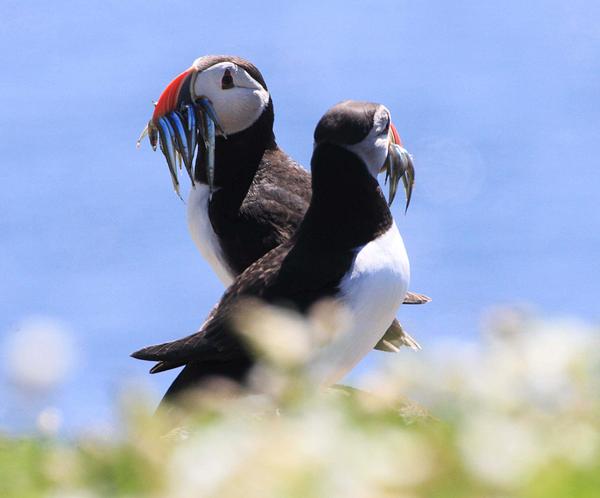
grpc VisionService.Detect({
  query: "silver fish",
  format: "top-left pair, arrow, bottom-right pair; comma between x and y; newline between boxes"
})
138,97 -> 224,199
197,97 -> 227,138
202,110 -> 216,198
400,148 -> 415,212
383,143 -> 414,211
136,123 -> 149,149
157,117 -> 181,198
136,120 -> 159,152
148,123 -> 159,151
184,104 -> 197,185
168,111 -> 194,185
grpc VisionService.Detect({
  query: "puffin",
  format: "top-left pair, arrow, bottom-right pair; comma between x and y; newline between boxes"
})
133,100 -> 413,398
138,55 -> 428,353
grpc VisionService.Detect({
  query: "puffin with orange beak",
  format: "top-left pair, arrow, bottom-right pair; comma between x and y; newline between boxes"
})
138,55 -> 426,353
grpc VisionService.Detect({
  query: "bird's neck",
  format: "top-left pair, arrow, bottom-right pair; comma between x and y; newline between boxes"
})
195,103 -> 276,204
299,144 -> 393,250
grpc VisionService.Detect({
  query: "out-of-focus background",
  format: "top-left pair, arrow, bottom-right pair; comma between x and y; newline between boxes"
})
1,0 -> 599,433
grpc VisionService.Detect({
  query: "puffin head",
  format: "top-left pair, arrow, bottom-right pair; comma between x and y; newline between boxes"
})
153,56 -> 271,136
313,100 -> 415,210
138,55 -> 273,197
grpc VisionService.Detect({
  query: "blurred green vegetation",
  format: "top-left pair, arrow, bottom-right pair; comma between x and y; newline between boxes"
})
1,306 -> 599,498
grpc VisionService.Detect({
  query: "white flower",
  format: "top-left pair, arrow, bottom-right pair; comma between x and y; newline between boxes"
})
232,299 -> 313,368
4,316 -> 76,392
458,412 -> 546,487
166,423 -> 259,498
36,406 -> 62,436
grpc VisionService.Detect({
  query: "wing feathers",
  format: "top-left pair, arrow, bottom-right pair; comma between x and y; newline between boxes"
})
374,318 -> 421,352
403,292 -> 431,305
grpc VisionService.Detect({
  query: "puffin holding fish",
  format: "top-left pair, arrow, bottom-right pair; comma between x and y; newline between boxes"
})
137,55 -> 428,358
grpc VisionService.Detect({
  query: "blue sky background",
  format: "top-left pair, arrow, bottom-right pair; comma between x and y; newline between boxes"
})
1,0 -> 599,433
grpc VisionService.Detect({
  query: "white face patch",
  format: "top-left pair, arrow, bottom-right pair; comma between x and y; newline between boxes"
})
190,61 -> 270,136
345,106 -> 391,177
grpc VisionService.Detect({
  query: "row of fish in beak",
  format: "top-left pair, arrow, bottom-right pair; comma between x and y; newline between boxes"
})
137,98 -> 225,199
383,140 -> 415,211
138,100 -> 414,210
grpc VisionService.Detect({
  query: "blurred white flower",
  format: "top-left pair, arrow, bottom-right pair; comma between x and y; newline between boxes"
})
480,316 -> 600,409
47,491 -> 98,498
458,412 -> 545,487
549,421 -> 599,467
4,316 -> 76,392
360,430 -> 435,488
36,406 -> 63,436
518,320 -> 597,400
233,298 -> 313,368
308,298 -> 352,346
372,310 -> 600,417
167,423 -> 259,498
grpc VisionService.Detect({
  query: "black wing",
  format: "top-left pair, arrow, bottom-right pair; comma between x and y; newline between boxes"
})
214,150 -> 311,275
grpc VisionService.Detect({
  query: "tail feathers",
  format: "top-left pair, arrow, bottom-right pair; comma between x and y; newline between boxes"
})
149,360 -> 186,374
375,319 -> 422,353
131,343 -> 178,362
131,329 -> 213,364
131,335 -> 209,375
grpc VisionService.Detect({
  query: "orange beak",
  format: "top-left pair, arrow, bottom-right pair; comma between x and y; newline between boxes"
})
151,68 -> 194,124
390,122 -> 403,147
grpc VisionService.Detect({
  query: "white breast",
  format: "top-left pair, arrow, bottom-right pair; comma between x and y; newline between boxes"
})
307,222 -> 410,386
187,184 -> 235,286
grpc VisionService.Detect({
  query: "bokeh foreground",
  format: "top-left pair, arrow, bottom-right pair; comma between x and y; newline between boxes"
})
1,304 -> 599,498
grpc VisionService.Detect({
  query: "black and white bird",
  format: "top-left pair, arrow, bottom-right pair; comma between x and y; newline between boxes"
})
138,55 -> 428,352
133,100 -> 413,398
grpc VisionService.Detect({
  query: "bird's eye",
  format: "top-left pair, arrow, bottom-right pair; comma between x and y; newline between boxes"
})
382,117 -> 390,134
221,69 -> 234,90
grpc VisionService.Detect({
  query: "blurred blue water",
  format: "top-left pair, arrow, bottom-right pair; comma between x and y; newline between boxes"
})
1,0 -> 599,432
